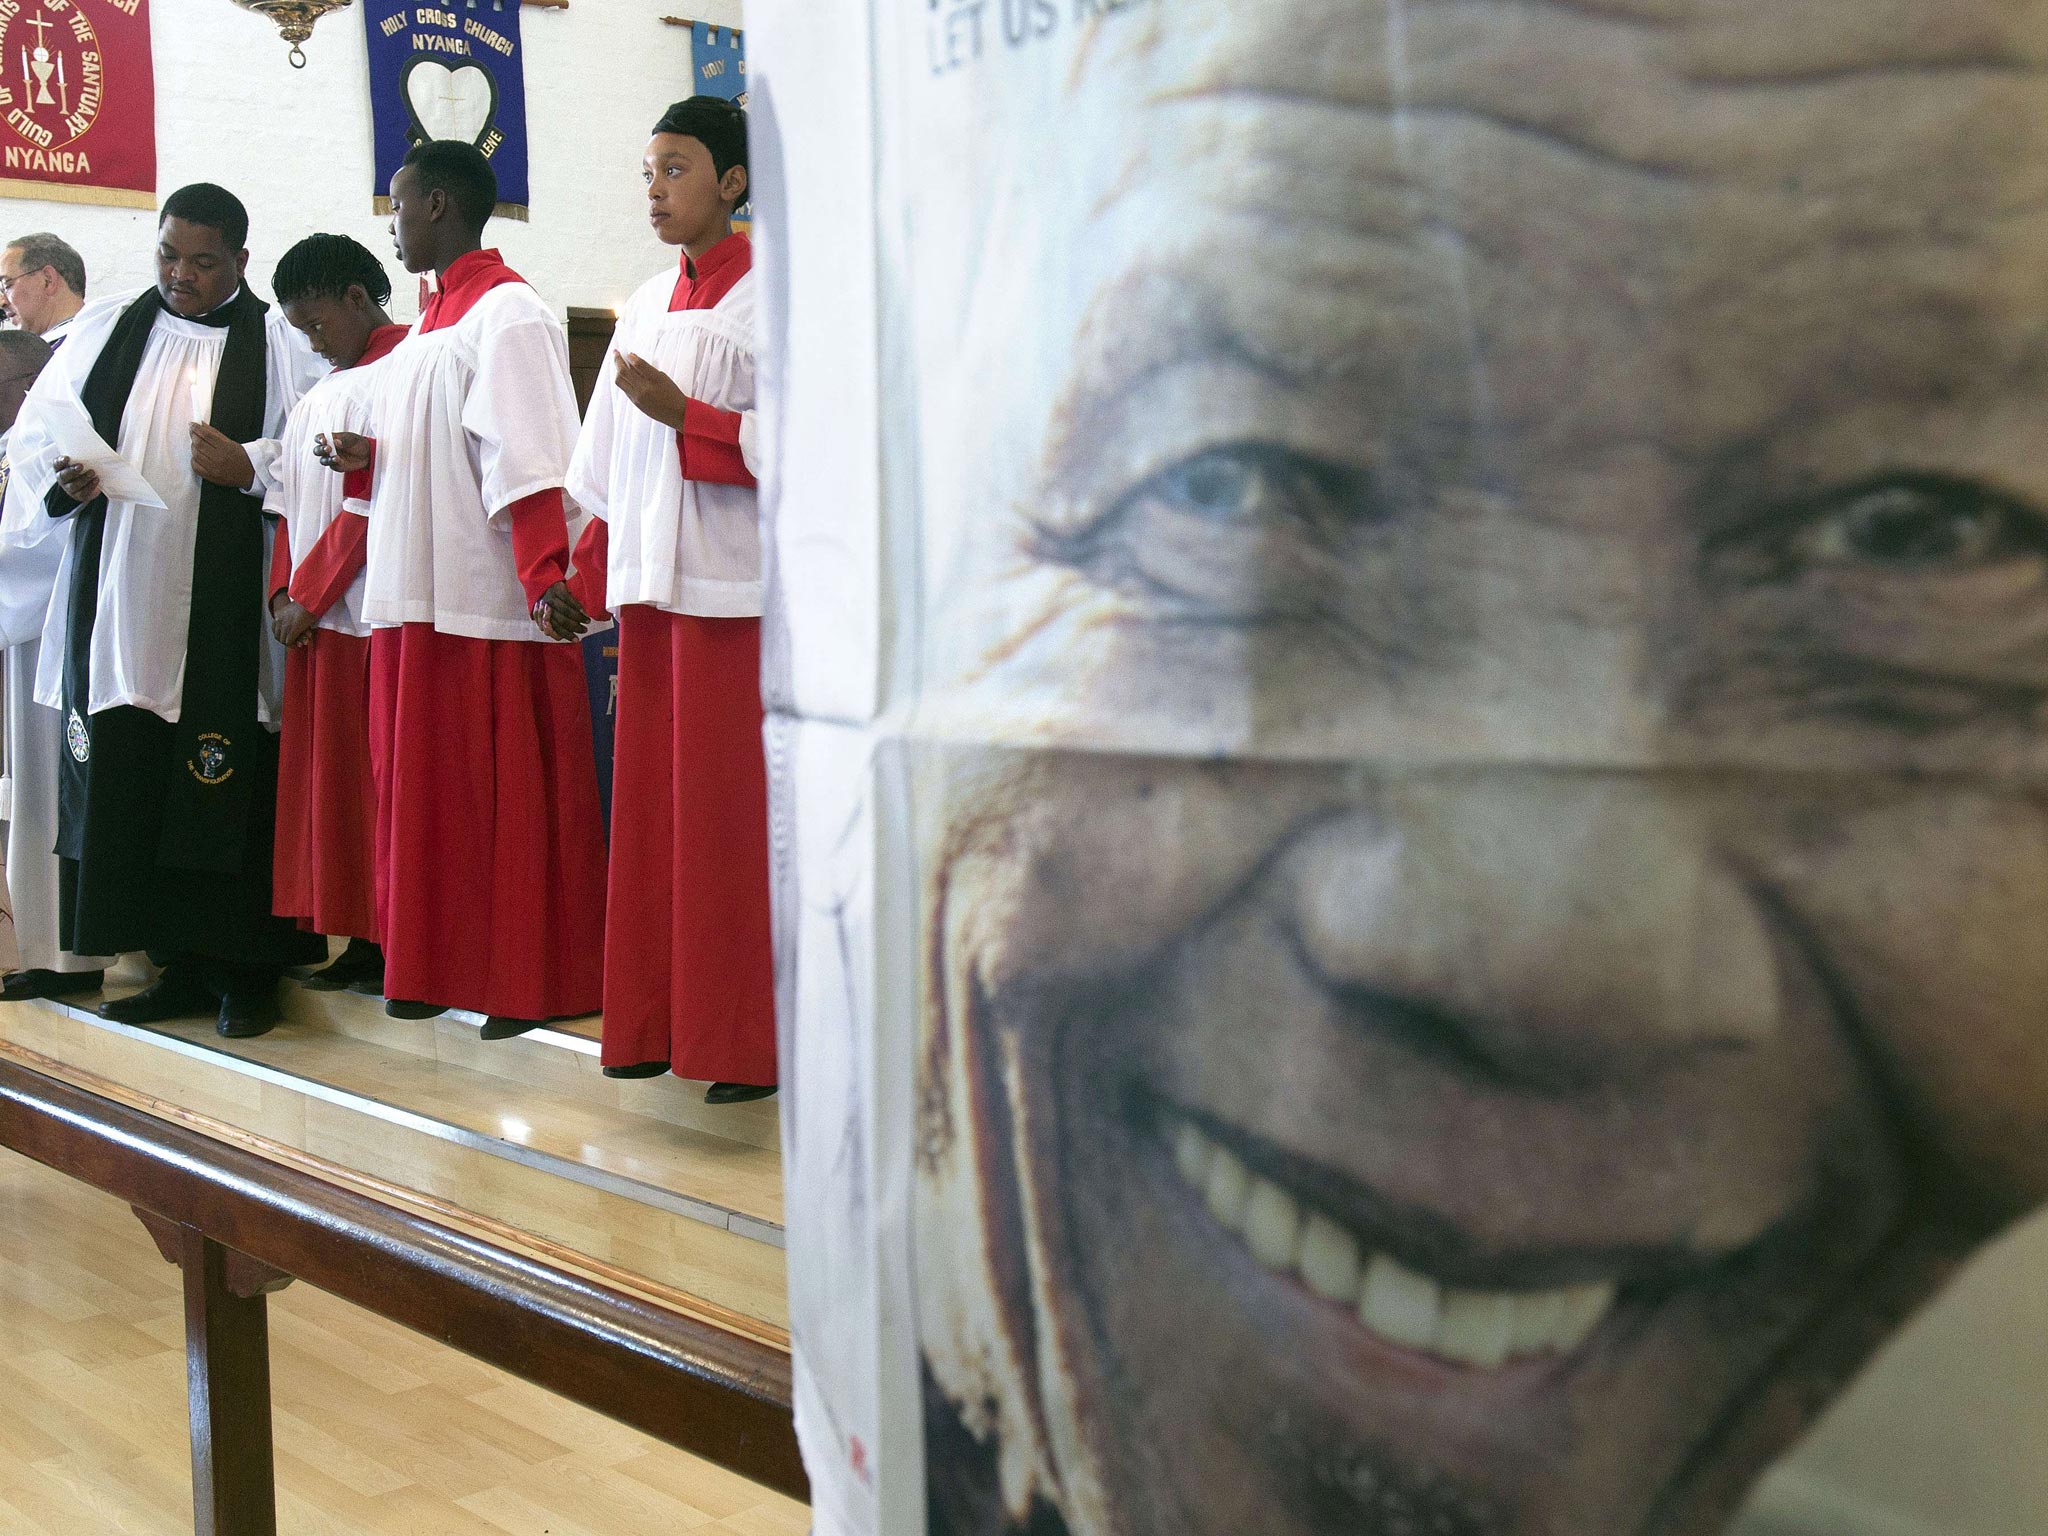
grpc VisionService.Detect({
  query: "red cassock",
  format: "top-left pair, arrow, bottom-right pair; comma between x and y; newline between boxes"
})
271,324 -> 406,943
569,235 -> 776,1084
351,252 -> 608,1021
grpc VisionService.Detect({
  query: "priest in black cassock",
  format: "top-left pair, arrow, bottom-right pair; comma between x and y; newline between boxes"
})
1,184 -> 327,1037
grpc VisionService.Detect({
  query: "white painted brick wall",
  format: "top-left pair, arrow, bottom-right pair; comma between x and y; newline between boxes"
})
0,0 -> 744,321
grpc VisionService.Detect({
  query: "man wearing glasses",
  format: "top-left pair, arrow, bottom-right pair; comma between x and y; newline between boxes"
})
0,234 -> 86,346
0,229 -> 109,1003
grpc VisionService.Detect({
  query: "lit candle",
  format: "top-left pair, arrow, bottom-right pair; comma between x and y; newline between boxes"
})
189,367 -> 207,426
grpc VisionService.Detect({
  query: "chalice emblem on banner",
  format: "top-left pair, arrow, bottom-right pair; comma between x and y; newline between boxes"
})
0,0 -> 103,150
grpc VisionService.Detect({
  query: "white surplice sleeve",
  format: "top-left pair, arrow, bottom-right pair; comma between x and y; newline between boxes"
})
0,291 -> 136,550
461,297 -> 580,521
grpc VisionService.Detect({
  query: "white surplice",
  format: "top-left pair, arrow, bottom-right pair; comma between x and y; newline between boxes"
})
354,283 -> 586,640
265,358 -> 388,638
0,415 -> 112,973
566,263 -> 762,617
0,289 -> 325,724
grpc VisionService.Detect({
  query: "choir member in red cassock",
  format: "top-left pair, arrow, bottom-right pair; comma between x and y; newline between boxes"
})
265,235 -> 409,995
319,140 -> 607,1037
566,97 -> 776,1104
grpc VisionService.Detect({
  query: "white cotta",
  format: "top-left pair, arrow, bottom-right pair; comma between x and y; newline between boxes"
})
354,283 -> 588,641
265,358 -> 389,638
566,263 -> 762,617
0,290 -> 325,725
0,427 -> 65,650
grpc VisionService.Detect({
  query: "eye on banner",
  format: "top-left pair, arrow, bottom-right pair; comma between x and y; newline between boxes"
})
362,0 -> 530,218
0,0 -> 155,209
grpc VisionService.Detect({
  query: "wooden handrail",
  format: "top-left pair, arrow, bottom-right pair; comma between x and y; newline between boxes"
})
0,1051 -> 807,1521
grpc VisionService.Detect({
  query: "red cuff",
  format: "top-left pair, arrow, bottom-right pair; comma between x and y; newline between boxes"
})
678,399 -> 755,488
568,518 -> 610,620
508,487 -> 571,608
288,515 -> 369,621
267,521 -> 292,604
341,438 -> 376,503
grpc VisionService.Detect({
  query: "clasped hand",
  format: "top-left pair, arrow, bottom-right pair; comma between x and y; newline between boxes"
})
190,424 -> 255,489
614,352 -> 692,430
314,431 -> 372,474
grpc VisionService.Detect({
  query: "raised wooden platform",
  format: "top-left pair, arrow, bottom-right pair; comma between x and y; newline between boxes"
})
0,967 -> 787,1333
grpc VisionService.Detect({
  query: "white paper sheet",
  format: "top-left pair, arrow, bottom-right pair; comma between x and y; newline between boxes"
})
42,400 -> 170,511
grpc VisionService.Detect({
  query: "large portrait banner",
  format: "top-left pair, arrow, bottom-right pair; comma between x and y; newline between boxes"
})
757,1 -> 2048,1535
0,0 -> 155,209
363,0 -> 531,217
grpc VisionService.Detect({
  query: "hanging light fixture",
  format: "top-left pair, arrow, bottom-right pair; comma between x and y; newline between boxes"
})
231,0 -> 356,69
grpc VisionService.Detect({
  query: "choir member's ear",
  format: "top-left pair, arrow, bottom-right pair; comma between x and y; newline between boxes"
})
234,249 -> 249,284
346,283 -> 369,315
722,165 -> 749,209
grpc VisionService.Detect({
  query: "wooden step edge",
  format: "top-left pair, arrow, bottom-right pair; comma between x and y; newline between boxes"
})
0,1033 -> 792,1355
25,996 -> 787,1243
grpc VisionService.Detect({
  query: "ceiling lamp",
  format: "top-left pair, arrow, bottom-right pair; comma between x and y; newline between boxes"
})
232,0 -> 356,69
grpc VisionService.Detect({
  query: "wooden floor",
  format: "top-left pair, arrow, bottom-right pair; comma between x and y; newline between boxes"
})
0,1145 -> 810,1536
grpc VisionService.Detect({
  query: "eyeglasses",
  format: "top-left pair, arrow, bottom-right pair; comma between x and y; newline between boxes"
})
0,265 -> 48,297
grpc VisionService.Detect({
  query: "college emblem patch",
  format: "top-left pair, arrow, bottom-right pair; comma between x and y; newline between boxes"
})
65,708 -> 88,763
188,732 -> 233,786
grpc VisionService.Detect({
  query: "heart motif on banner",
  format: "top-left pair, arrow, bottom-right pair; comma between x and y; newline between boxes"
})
403,59 -> 497,147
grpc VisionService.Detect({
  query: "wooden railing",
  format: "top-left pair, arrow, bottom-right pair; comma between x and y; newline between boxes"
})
0,1049 -> 806,1536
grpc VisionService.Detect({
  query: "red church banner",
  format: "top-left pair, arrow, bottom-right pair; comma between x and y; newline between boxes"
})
0,0 -> 155,209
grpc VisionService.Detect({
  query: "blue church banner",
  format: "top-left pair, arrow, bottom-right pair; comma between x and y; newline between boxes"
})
364,0 -> 532,217
694,21 -> 748,220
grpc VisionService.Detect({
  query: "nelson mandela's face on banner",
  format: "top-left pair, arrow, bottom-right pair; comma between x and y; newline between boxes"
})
911,2 -> 2048,1534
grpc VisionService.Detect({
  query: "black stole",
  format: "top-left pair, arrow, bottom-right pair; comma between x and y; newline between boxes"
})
50,287 -> 271,874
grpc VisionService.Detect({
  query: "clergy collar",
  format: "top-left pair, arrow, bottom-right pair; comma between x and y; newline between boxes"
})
683,231 -> 748,286
169,285 -> 246,329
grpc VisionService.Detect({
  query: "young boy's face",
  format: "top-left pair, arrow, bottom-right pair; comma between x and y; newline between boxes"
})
908,2 -> 2048,1532
282,291 -> 374,371
644,132 -> 740,247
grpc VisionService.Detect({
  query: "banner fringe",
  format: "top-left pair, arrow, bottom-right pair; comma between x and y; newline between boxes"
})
0,179 -> 156,210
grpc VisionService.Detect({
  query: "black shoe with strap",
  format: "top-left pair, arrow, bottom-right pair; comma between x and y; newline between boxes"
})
1,967 -> 106,1003
705,1082 -> 778,1106
302,938 -> 384,994
602,1060 -> 671,1080
97,968 -> 213,1025
479,1015 -> 547,1041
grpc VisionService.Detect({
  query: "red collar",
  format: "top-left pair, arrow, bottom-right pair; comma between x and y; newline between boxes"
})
670,231 -> 751,313
421,248 -> 526,332
349,323 -> 409,369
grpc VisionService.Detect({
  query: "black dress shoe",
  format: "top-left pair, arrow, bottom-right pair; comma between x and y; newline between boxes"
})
705,1082 -> 778,1105
602,1060 -> 671,1080
217,993 -> 280,1039
1,967 -> 105,1003
302,939 -> 384,994
97,970 -> 213,1025
480,1015 -> 545,1041
385,999 -> 447,1020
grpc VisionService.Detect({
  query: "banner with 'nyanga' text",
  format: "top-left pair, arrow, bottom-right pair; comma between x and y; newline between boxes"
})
0,0 -> 155,209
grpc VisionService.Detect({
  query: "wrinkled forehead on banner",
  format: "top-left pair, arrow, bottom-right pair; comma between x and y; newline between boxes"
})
1035,0 -> 2048,457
